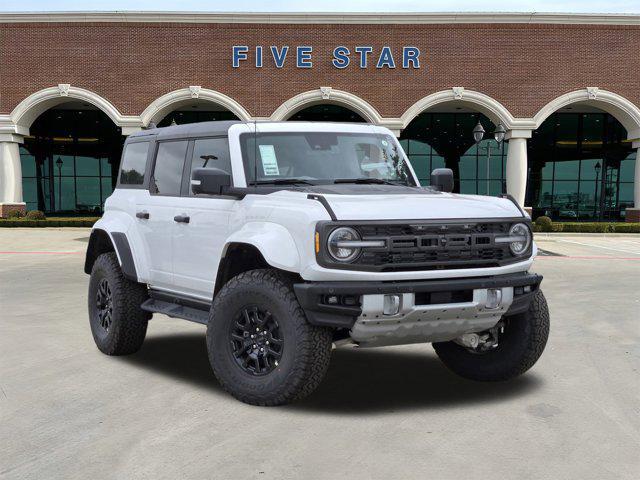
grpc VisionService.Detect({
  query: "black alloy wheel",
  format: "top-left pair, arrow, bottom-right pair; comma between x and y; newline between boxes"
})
207,269 -> 333,406
96,278 -> 113,333
231,306 -> 283,376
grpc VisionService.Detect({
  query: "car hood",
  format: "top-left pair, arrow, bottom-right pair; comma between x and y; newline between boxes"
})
265,189 -> 524,221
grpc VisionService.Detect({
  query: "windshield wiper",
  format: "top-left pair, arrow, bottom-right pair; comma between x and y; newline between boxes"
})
250,178 -> 317,186
333,178 -> 399,185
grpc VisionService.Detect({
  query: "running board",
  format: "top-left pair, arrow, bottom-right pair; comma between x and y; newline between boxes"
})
141,294 -> 210,326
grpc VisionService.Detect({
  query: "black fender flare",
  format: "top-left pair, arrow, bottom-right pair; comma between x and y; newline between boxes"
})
85,229 -> 138,282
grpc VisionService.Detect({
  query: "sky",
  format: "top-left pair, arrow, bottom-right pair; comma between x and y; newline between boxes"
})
2,0 -> 640,14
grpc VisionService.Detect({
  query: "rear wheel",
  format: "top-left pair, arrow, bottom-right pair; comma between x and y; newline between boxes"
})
88,252 -> 149,355
433,289 -> 550,381
207,269 -> 332,406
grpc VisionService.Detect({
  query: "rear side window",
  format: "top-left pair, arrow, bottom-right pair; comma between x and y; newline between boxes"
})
151,141 -> 189,196
119,142 -> 149,185
188,138 -> 232,195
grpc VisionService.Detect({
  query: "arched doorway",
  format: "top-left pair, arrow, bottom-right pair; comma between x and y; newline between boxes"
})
20,102 -> 122,214
287,104 -> 365,123
140,88 -> 251,128
400,108 -> 508,195
527,106 -> 635,221
271,89 -> 382,124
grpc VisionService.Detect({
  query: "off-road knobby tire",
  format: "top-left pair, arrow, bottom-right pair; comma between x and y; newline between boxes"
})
433,289 -> 550,381
88,252 -> 149,355
207,269 -> 332,406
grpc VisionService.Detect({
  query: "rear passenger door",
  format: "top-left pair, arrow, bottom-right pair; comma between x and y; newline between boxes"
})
171,137 -> 236,299
136,139 -> 189,291
115,139 -> 152,277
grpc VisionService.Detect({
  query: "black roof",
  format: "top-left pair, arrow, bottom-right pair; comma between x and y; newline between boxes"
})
128,120 -> 243,139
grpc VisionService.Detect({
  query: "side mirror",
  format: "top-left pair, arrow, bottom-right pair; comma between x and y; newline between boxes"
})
191,168 -> 231,195
430,168 -> 454,193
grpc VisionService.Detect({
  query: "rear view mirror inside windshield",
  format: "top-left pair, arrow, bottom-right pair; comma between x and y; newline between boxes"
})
304,133 -> 338,150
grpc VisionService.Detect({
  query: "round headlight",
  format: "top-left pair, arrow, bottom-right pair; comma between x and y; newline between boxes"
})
509,223 -> 531,255
327,227 -> 361,262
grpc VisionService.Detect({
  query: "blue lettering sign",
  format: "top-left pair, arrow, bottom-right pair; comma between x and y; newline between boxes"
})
297,46 -> 313,68
354,46 -> 373,68
232,45 -> 248,68
255,46 -> 263,68
233,45 -> 422,69
376,46 -> 396,69
332,46 -> 350,69
270,46 -> 289,68
402,46 -> 420,68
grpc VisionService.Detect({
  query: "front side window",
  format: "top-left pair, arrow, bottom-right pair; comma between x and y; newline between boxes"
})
119,142 -> 149,185
240,132 -> 415,186
188,138 -> 232,195
151,141 -> 188,195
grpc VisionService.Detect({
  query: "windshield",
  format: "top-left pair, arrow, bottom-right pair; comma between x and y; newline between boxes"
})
240,131 -> 416,186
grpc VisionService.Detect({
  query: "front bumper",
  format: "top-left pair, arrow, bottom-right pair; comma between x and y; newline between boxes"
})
293,272 -> 543,338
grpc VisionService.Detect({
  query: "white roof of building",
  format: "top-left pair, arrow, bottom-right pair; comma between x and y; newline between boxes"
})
1,11 -> 639,25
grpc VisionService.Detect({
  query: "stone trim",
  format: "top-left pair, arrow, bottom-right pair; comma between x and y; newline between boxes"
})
400,89 -> 519,130
139,87 -> 252,126
3,85 -> 640,142
533,88 -> 640,140
269,88 -> 383,124
7,85 -> 141,131
2,12 -> 640,25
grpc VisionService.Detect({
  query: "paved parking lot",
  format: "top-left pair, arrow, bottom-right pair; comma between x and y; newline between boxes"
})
1,229 -> 639,480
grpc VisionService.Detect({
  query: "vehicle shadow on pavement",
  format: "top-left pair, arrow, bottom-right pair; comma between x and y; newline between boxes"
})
296,348 -> 542,414
123,332 -> 543,414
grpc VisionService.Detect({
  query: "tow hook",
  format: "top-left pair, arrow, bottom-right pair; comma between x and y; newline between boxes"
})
454,321 -> 505,352
456,333 -> 481,349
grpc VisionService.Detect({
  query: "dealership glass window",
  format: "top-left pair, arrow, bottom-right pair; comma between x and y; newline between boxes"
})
400,112 -> 508,193
21,108 -> 123,215
526,112 -> 634,221
19,147 -> 40,212
288,104 -> 366,123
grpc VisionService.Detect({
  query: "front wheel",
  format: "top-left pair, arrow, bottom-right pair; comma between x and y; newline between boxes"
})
433,289 -> 550,381
207,269 -> 332,406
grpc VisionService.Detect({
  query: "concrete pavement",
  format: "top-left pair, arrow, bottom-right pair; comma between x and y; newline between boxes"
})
1,229 -> 639,479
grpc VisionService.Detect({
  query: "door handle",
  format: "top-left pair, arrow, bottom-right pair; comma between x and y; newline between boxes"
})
174,215 -> 190,224
136,211 -> 149,220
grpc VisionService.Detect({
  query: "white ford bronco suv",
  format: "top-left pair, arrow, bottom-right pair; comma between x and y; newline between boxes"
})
85,121 -> 549,406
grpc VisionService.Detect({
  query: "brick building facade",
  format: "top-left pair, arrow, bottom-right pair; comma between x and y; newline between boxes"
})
1,12 -> 639,221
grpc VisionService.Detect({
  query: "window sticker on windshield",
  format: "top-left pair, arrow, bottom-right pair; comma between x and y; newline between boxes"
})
259,145 -> 280,176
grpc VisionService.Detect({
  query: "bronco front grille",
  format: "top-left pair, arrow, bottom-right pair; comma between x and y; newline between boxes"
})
316,219 -> 530,272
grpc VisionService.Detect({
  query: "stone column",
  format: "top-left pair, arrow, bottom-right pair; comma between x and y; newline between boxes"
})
505,129 -> 532,209
626,144 -> 640,222
0,134 -> 26,218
